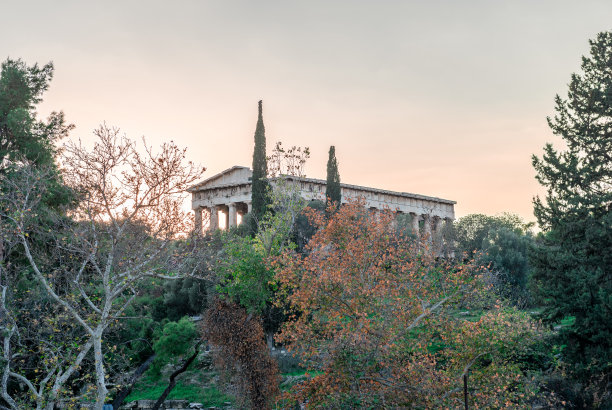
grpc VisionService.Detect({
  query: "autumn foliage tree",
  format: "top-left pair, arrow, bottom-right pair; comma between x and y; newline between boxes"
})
274,200 -> 545,408
202,300 -> 280,409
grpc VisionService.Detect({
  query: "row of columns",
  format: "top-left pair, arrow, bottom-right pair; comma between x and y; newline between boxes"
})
367,208 -> 451,237
195,203 -> 451,237
409,213 -> 451,238
194,201 -> 251,234
365,209 -> 452,256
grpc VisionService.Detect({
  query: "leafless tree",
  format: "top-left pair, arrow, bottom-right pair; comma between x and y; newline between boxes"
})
0,124 -> 205,409
0,162 -> 94,410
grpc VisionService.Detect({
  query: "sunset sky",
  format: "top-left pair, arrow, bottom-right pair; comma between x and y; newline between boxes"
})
2,1 -> 612,222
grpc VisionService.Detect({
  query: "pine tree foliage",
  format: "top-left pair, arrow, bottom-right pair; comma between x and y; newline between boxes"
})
251,100 -> 271,221
0,59 -> 74,165
325,145 -> 341,209
531,31 -> 612,377
0,58 -> 73,206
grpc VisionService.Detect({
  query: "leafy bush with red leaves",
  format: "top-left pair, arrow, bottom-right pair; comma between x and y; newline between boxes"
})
273,200 -> 546,408
201,300 -> 280,409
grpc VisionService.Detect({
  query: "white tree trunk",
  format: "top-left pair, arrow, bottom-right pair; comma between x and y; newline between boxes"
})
1,327 -> 19,410
45,339 -> 94,410
93,328 -> 108,409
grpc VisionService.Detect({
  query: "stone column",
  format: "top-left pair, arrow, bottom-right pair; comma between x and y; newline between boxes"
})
422,214 -> 432,240
433,216 -> 442,236
246,201 -> 252,214
209,206 -> 218,230
224,207 -> 229,230
391,210 -> 402,230
443,217 -> 454,258
444,217 -> 453,230
410,212 -> 420,235
431,216 -> 442,254
228,203 -> 237,228
194,207 -> 203,235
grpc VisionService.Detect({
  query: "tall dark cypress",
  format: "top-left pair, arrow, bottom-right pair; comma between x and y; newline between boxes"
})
251,100 -> 270,220
325,145 -> 341,210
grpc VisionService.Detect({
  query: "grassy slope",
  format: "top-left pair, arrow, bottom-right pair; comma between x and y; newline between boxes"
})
124,372 -> 233,406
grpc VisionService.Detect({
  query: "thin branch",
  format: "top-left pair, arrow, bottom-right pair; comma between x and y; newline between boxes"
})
19,234 -> 93,335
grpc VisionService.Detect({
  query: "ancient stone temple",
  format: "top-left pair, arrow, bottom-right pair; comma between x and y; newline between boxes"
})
188,166 -> 456,234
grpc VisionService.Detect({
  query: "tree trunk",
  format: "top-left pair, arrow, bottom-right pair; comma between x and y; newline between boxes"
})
1,315 -> 18,410
112,354 -> 156,410
93,331 -> 108,409
45,339 -> 93,410
151,342 -> 201,410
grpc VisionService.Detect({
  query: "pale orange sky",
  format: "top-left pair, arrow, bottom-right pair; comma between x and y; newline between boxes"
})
2,1 -> 612,222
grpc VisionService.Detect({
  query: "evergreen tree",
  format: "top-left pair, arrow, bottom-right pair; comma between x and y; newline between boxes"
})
0,58 -> 73,207
325,145 -> 341,209
454,213 -> 533,304
251,100 -> 271,221
0,59 -> 72,165
480,227 -> 532,303
531,31 -> 612,378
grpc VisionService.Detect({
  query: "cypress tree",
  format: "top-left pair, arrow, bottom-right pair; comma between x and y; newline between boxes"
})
251,100 -> 271,221
325,145 -> 341,210
531,31 -> 612,379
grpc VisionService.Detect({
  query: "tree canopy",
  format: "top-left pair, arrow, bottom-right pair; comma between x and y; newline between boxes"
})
454,213 -> 534,304
274,200 -> 544,408
454,213 -> 531,256
0,58 -> 73,207
531,31 -> 612,378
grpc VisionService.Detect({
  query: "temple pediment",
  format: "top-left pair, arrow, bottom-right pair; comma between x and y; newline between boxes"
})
187,165 -> 252,192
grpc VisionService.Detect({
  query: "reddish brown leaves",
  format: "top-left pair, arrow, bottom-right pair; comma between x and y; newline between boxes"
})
202,300 -> 280,409
273,200 -> 541,408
